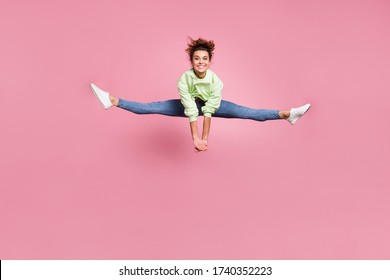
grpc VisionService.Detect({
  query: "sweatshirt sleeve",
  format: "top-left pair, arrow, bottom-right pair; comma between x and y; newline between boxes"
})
178,74 -> 198,122
202,76 -> 223,118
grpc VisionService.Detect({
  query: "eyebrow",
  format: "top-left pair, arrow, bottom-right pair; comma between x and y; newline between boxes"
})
194,55 -> 209,59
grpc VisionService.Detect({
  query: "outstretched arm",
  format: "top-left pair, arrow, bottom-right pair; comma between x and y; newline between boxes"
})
190,121 -> 208,152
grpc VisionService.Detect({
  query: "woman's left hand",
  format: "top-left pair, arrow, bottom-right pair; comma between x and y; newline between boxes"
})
194,138 -> 208,152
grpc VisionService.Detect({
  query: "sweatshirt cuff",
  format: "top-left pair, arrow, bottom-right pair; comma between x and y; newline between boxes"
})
203,113 -> 212,118
189,116 -> 197,122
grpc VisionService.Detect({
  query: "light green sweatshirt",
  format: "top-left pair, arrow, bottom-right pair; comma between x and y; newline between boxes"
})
177,69 -> 224,122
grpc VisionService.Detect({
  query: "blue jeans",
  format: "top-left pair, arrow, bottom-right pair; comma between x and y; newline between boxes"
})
118,99 -> 281,121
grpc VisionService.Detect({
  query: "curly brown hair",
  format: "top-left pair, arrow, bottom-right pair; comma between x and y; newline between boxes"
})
185,37 -> 215,62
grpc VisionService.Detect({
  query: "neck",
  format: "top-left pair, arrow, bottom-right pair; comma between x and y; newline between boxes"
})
193,69 -> 207,79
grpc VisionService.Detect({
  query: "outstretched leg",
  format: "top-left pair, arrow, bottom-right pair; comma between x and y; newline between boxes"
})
214,100 -> 282,121
117,98 -> 186,117
90,83 -> 186,117
214,100 -> 310,124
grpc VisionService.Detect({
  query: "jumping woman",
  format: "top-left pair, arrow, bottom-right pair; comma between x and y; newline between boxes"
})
90,37 -> 311,152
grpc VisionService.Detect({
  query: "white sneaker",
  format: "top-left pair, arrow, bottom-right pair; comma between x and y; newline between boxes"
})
287,103 -> 311,125
90,83 -> 113,109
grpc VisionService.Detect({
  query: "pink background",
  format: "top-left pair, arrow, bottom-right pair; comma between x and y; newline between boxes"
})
1,0 -> 390,259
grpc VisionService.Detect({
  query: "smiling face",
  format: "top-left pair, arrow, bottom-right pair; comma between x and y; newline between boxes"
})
191,50 -> 210,78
